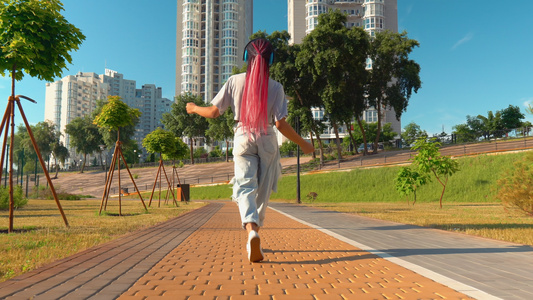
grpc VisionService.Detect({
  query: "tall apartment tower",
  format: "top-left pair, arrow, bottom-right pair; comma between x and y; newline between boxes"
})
44,72 -> 109,155
45,69 -> 173,167
134,84 -> 173,159
288,0 -> 401,137
176,0 -> 253,102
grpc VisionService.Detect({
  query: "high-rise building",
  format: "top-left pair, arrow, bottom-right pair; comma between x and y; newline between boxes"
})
289,0 -> 397,44
45,70 -> 173,168
288,0 -> 401,141
134,84 -> 173,160
176,0 -> 253,102
44,72 -> 109,155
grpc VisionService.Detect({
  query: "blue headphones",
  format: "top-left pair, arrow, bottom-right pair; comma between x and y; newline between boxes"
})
243,39 -> 274,65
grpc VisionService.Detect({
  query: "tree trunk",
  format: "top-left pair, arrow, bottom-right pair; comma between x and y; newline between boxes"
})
190,138 -> 195,165
313,129 -> 325,165
373,104 -> 383,154
54,158 -> 59,179
225,138 -> 229,162
356,116 -> 368,156
332,122 -> 342,163
80,153 -> 87,173
346,121 -> 358,155
310,134 -> 316,160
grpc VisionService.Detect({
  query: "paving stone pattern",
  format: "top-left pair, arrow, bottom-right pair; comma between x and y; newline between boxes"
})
119,202 -> 472,300
0,203 -> 223,300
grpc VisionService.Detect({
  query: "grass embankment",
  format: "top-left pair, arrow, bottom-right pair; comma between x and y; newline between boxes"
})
0,198 -> 205,282
191,151 -> 533,246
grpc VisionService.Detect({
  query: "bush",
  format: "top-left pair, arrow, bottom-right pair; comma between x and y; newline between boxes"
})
209,146 -> 223,158
193,147 -> 207,159
0,185 -> 28,210
496,152 -> 533,215
279,141 -> 298,156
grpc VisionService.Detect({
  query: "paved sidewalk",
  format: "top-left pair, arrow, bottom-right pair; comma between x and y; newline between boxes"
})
2,201 -> 531,299
119,202 -> 472,300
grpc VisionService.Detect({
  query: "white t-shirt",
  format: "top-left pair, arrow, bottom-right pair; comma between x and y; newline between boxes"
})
211,73 -> 288,124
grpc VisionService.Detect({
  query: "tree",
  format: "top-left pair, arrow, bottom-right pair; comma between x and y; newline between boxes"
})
205,109 -> 234,162
452,123 -> 477,143
0,0 -> 85,232
92,98 -> 139,151
18,121 -> 57,160
16,121 -> 57,174
298,11 -> 369,162
500,105 -> 525,132
51,140 -> 69,178
65,116 -> 102,173
411,137 -> 459,208
93,96 -> 141,142
0,0 -> 85,84
395,167 -> 428,205
142,128 -> 176,158
250,31 -> 326,163
401,122 -> 427,147
367,30 -> 421,153
161,94 -> 209,164
163,137 -> 188,162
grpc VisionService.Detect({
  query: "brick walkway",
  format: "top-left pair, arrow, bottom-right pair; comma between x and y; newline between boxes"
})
118,202 -> 472,300
5,201 -> 528,299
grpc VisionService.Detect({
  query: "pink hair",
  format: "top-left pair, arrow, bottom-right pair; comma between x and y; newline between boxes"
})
240,40 -> 271,137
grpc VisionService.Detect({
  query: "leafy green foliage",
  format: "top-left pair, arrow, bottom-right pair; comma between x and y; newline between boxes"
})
193,147 -> 207,159
142,128 -> 175,156
162,138 -> 188,161
205,109 -> 234,162
93,96 -> 141,132
91,98 -> 139,151
299,11 -> 370,160
208,146 -> 223,158
411,138 -> 459,208
51,138 -> 69,178
395,166 -> 429,205
161,94 -> 209,164
65,116 -> 102,173
0,0 -> 85,82
496,152 -> 533,215
0,186 -> 27,210
453,105 -> 526,141
401,122 -> 427,147
367,30 -> 421,150
279,141 -> 299,157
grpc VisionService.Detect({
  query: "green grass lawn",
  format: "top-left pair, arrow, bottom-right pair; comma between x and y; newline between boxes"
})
191,152 -> 525,203
188,151 -> 533,246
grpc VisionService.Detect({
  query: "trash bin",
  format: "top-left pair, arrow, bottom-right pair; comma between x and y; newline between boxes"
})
177,184 -> 190,201
120,187 -> 129,195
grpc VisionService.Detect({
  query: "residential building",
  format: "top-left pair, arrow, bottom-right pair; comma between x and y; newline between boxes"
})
134,84 -> 173,160
175,0 -> 253,102
288,0 -> 401,143
44,70 -> 173,168
44,72 -> 109,168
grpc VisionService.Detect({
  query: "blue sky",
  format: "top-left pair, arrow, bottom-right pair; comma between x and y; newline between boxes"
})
2,0 -> 532,136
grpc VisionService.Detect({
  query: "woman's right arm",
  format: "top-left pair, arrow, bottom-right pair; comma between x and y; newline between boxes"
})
186,103 -> 220,118
275,118 -> 315,154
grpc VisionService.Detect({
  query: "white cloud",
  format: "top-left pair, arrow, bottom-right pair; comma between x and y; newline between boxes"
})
522,98 -> 533,106
451,32 -> 474,50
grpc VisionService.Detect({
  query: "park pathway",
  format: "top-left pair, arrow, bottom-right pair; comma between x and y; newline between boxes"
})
2,201 -> 531,299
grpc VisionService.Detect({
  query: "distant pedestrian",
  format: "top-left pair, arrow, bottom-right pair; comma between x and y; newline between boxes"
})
186,38 -> 314,262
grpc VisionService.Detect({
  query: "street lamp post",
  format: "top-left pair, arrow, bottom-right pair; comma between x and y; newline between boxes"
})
133,150 -> 137,168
